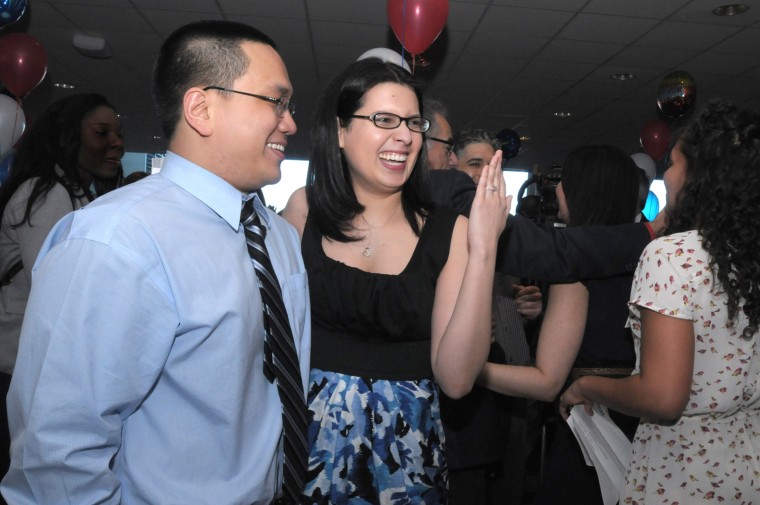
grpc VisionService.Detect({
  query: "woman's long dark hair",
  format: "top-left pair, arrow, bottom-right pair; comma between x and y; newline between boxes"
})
306,58 -> 431,242
560,145 -> 640,227
0,93 -> 116,227
666,99 -> 760,338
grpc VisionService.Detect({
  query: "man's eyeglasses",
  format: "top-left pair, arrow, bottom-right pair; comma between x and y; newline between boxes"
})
346,112 -> 430,133
203,86 -> 295,117
428,136 -> 455,154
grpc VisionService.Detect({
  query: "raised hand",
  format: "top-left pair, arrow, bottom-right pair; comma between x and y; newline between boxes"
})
467,149 -> 511,254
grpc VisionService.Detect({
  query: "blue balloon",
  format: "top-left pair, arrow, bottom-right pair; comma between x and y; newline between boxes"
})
0,151 -> 14,185
0,0 -> 27,28
495,128 -> 521,161
642,190 -> 660,221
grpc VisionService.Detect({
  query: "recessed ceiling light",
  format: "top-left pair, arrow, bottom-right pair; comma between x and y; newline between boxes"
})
53,83 -> 76,89
553,112 -> 572,118
611,72 -> 635,81
712,4 -> 749,16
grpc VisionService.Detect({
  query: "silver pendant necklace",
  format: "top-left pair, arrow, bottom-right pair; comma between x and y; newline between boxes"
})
356,206 -> 400,257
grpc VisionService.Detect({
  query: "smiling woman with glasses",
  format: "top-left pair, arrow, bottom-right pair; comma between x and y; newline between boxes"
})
280,56 -> 510,504
202,85 -> 295,117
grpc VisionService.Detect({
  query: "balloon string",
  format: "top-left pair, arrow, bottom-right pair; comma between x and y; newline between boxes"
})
401,0 -> 409,72
13,97 -> 22,149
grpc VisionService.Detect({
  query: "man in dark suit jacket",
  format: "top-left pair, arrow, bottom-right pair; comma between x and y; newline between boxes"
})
421,98 -> 658,280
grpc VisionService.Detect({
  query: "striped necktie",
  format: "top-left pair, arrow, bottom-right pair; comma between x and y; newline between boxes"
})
241,199 -> 308,503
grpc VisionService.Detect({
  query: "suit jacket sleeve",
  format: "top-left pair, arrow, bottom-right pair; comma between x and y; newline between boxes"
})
496,215 -> 651,282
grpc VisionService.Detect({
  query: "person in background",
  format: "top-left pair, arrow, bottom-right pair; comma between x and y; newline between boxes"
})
438,124 -> 541,505
2,20 -> 309,505
422,96 -> 474,217
454,128 -> 498,185
424,96 -> 458,171
0,93 -> 124,487
560,99 -> 760,503
480,144 -> 641,505
283,57 -> 510,503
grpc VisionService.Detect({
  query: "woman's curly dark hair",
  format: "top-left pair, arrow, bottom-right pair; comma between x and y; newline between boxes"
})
666,99 -> 760,338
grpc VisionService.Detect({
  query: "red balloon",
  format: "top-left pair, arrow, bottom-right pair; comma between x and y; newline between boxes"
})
0,33 -> 48,98
639,119 -> 671,161
387,0 -> 449,56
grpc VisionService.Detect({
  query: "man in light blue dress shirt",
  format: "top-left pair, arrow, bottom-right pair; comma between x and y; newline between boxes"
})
1,21 -> 310,505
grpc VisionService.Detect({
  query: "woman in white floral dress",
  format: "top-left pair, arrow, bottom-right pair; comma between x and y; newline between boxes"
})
560,99 -> 760,504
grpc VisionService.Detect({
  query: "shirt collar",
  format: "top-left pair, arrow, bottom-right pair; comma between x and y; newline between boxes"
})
158,152 -> 268,230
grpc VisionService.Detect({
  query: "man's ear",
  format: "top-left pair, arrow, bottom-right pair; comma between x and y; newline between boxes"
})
183,88 -> 213,137
337,117 -> 345,149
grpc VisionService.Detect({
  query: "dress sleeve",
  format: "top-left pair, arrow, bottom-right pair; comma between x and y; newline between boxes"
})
628,235 -> 699,322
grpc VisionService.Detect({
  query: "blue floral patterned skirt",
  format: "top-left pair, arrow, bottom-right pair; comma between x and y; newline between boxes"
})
302,369 -> 448,504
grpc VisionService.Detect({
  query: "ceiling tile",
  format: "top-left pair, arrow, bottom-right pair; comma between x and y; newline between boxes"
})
138,10 -> 224,38
520,59 -> 598,81
311,20 -> 390,48
307,0 -> 387,24
538,39 -> 625,64
446,2 -> 489,32
672,0 -> 760,26
53,3 -> 156,32
476,6 -> 575,38
558,13 -> 659,44
583,0 -> 687,19
711,27 -> 760,56
217,0 -> 306,19
637,20 -> 740,50
490,0 -> 588,10
681,51 -> 760,77
609,45 -> 698,70
130,0 -> 219,11
465,32 -> 549,59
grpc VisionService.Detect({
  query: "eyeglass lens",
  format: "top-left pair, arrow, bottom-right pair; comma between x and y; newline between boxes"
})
372,113 -> 429,132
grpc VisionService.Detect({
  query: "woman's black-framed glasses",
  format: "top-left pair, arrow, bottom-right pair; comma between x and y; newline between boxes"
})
346,112 -> 430,133
203,86 -> 295,117
429,136 -> 455,154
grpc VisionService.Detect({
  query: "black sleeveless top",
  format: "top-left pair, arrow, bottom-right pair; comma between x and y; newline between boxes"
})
302,206 -> 458,381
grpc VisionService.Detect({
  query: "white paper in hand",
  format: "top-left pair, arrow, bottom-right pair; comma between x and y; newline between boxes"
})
567,404 -> 633,505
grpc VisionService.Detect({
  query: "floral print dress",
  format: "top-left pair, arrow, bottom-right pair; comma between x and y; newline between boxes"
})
624,230 -> 760,504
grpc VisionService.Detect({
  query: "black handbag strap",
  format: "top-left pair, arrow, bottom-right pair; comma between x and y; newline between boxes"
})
1,260 -> 23,287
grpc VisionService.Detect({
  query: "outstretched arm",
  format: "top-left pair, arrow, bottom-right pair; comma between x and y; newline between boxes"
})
560,307 -> 693,420
497,216 -> 654,282
479,282 -> 586,402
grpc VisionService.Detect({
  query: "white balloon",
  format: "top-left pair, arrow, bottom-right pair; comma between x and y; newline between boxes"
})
631,152 -> 656,183
357,48 -> 411,73
0,95 -> 26,160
